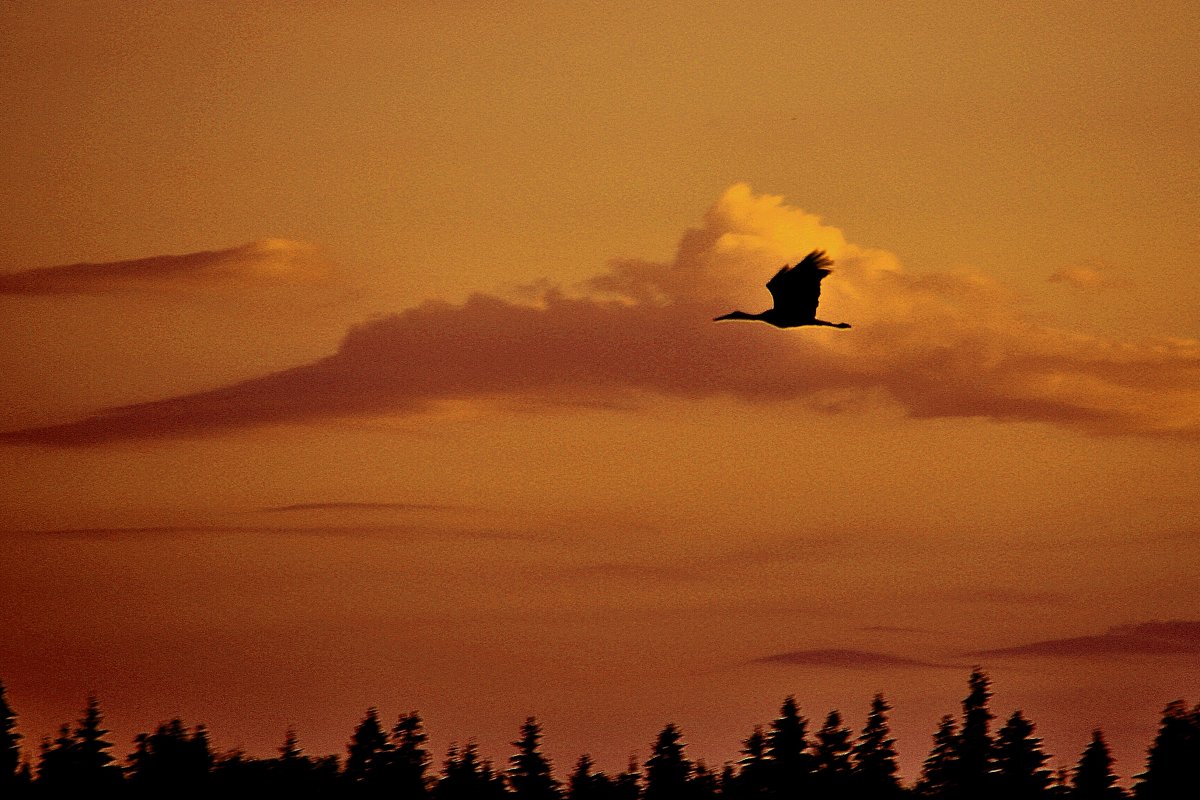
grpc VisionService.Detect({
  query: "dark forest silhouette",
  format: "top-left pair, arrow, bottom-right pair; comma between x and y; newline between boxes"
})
2,671 -> 1198,798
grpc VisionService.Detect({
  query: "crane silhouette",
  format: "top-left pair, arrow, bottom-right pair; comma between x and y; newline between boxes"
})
713,250 -> 851,329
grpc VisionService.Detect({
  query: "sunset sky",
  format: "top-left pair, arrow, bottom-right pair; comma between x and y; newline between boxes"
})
2,1 -> 1199,784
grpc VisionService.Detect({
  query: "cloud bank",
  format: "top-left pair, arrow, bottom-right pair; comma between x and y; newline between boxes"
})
0,239 -> 328,294
3,184 -> 1198,445
971,621 -> 1200,659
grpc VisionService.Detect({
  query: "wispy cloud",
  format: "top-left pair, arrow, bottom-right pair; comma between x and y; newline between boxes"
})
4,524 -> 542,542
0,239 -> 328,295
3,184 -> 1197,445
752,648 -> 957,669
859,625 -> 933,634
559,538 -> 840,582
1048,265 -> 1121,290
971,620 -> 1200,659
257,501 -> 461,513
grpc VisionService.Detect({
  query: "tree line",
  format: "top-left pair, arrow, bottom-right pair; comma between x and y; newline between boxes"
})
1,670 -> 1198,798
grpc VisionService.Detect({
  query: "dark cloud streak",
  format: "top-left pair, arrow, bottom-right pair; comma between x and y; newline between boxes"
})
971,621 -> 1200,659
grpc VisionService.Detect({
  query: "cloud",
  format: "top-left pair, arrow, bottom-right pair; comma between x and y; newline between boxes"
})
2,183 -> 1198,446
752,648 -> 955,669
1048,265 -> 1120,290
5,524 -> 541,542
970,620 -> 1200,659
0,239 -> 328,294
257,502 -> 461,513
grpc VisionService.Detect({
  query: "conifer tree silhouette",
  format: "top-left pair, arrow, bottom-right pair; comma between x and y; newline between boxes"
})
850,694 -> 902,798
994,710 -> 1052,799
71,696 -> 122,789
388,711 -> 433,800
691,760 -> 720,800
437,742 -> 507,800
1133,700 -> 1200,799
1073,730 -> 1123,800
0,681 -> 22,793
765,696 -> 812,800
953,668 -> 996,800
508,717 -> 561,800
346,707 -> 391,792
730,726 -> 770,800
644,724 -> 692,800
569,754 -> 605,800
613,756 -> 642,800
917,715 -> 959,798
127,718 -> 213,795
35,698 -> 121,792
36,724 -> 76,789
812,710 -> 853,798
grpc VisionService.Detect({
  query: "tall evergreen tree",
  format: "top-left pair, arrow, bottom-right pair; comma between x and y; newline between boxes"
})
126,718 -> 213,795
690,760 -> 720,800
346,707 -> 391,791
613,756 -> 641,800
850,694 -> 901,798
0,681 -> 22,793
389,711 -> 433,799
1133,700 -> 1199,800
993,710 -> 1051,800
812,710 -> 853,798
731,726 -> 770,800
644,724 -> 692,800
1073,730 -> 1123,800
508,717 -> 561,800
437,742 -> 507,800
71,696 -> 121,789
569,754 -> 603,800
917,715 -> 958,798
953,668 -> 995,800
36,725 -> 76,789
765,696 -> 811,800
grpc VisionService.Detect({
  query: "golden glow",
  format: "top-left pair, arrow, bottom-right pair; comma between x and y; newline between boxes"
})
2,1 -> 1198,783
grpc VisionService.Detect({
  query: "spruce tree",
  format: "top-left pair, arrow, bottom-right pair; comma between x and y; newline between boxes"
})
812,710 -> 852,798
691,760 -> 720,800
508,717 -> 561,800
71,696 -> 121,789
993,710 -> 1051,799
613,756 -> 641,800
0,681 -> 22,792
732,726 -> 770,800
954,668 -> 995,799
917,715 -> 958,798
390,711 -> 432,800
437,742 -> 506,800
1133,700 -> 1199,799
1074,730 -> 1122,800
272,727 -> 316,792
765,696 -> 811,800
644,723 -> 692,800
850,694 -> 901,798
346,707 -> 391,791
36,725 -> 75,788
126,718 -> 212,795
569,754 -> 602,800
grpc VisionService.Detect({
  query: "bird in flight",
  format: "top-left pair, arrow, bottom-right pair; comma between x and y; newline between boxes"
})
713,250 -> 851,329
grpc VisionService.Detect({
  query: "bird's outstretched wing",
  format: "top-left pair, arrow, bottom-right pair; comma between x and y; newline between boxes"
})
766,250 -> 833,320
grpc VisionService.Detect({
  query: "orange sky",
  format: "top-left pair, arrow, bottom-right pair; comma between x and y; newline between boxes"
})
2,1 -> 1198,784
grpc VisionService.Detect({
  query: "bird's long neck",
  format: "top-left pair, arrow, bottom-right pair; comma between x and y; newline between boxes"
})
714,310 -> 765,321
